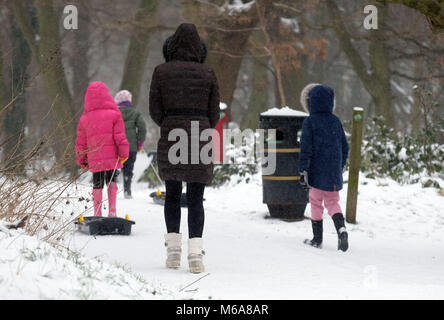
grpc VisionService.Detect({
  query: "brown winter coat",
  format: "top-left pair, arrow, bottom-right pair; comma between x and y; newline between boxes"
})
149,23 -> 220,185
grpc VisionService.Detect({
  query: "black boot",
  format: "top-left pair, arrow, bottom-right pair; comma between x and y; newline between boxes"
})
304,220 -> 323,248
332,213 -> 348,252
123,175 -> 132,199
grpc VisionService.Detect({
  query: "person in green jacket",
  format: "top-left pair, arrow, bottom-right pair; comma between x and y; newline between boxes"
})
114,90 -> 147,199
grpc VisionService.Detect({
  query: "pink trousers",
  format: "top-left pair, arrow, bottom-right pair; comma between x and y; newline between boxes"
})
92,182 -> 118,217
309,187 -> 343,221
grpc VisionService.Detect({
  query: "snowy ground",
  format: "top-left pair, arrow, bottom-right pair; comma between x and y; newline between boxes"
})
1,152 -> 444,300
0,225 -> 194,299
63,154 -> 444,300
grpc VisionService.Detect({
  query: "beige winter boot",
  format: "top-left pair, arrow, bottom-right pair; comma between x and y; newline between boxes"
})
164,233 -> 182,269
188,238 -> 205,274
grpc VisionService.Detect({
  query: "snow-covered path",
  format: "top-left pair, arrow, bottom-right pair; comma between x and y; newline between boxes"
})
69,155 -> 444,299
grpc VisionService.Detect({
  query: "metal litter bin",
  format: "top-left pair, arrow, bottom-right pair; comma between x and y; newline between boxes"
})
259,108 -> 309,221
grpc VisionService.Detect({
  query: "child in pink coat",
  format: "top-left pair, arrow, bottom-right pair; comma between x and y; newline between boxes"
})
75,82 -> 130,217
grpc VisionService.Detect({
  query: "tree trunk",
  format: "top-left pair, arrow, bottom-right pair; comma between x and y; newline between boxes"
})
69,0 -> 90,119
282,63 -> 308,111
205,28 -> 256,121
36,0 -> 77,172
120,0 -> 161,107
281,22 -> 310,112
13,0 -> 77,174
184,0 -> 259,121
0,45 -> 6,127
367,3 -> 394,127
1,18 -> 31,172
241,56 -> 269,130
256,0 -> 286,107
410,57 -> 425,133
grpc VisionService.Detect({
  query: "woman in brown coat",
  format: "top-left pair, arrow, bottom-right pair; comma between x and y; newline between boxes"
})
149,23 -> 220,273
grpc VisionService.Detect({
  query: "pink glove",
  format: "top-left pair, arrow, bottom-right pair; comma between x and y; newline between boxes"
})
138,141 -> 145,152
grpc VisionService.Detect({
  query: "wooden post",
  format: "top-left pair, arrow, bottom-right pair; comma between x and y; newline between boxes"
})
346,107 -> 364,224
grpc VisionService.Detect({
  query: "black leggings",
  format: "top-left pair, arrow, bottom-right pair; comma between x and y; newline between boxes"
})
122,152 -> 137,182
122,151 -> 137,191
164,180 -> 205,238
93,170 -> 118,189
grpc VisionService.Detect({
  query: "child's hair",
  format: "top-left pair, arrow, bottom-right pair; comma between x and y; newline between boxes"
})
300,83 -> 337,113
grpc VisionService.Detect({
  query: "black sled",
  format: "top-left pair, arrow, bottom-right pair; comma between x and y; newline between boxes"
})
75,216 -> 135,236
149,190 -> 205,208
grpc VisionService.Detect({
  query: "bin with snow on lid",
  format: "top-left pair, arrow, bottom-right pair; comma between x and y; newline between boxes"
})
259,107 -> 309,221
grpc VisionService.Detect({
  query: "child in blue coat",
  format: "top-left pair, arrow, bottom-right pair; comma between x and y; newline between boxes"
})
299,84 -> 349,251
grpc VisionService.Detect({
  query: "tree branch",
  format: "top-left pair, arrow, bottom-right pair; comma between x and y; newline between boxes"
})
377,0 -> 444,33
392,71 -> 444,82
325,0 -> 373,86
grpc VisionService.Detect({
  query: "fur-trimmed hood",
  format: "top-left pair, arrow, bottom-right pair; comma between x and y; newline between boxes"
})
300,83 -> 320,113
300,83 -> 336,114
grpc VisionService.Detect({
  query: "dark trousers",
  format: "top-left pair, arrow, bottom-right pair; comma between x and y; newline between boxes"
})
93,170 -> 118,189
122,151 -> 137,192
164,180 -> 205,239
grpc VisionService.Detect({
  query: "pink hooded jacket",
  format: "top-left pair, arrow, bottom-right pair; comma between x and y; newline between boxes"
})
75,82 -> 129,173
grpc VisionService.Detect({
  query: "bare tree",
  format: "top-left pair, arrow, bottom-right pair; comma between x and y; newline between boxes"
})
0,5 -> 32,172
65,0 -> 91,119
13,0 -> 77,174
119,0 -> 162,106
326,0 -> 395,126
184,0 -> 259,121
256,0 -> 286,106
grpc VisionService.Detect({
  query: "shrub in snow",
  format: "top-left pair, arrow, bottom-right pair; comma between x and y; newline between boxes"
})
358,116 -> 444,187
0,148 -> 91,242
139,163 -> 163,188
212,141 -> 259,188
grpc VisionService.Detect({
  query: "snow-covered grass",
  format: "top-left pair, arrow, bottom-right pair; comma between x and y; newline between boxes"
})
0,225 -> 196,299
2,153 -> 444,299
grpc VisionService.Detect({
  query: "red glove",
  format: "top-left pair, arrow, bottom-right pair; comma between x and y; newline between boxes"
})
80,162 -> 88,170
119,156 -> 128,164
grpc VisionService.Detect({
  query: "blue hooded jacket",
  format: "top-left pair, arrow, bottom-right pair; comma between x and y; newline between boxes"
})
298,85 -> 349,191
